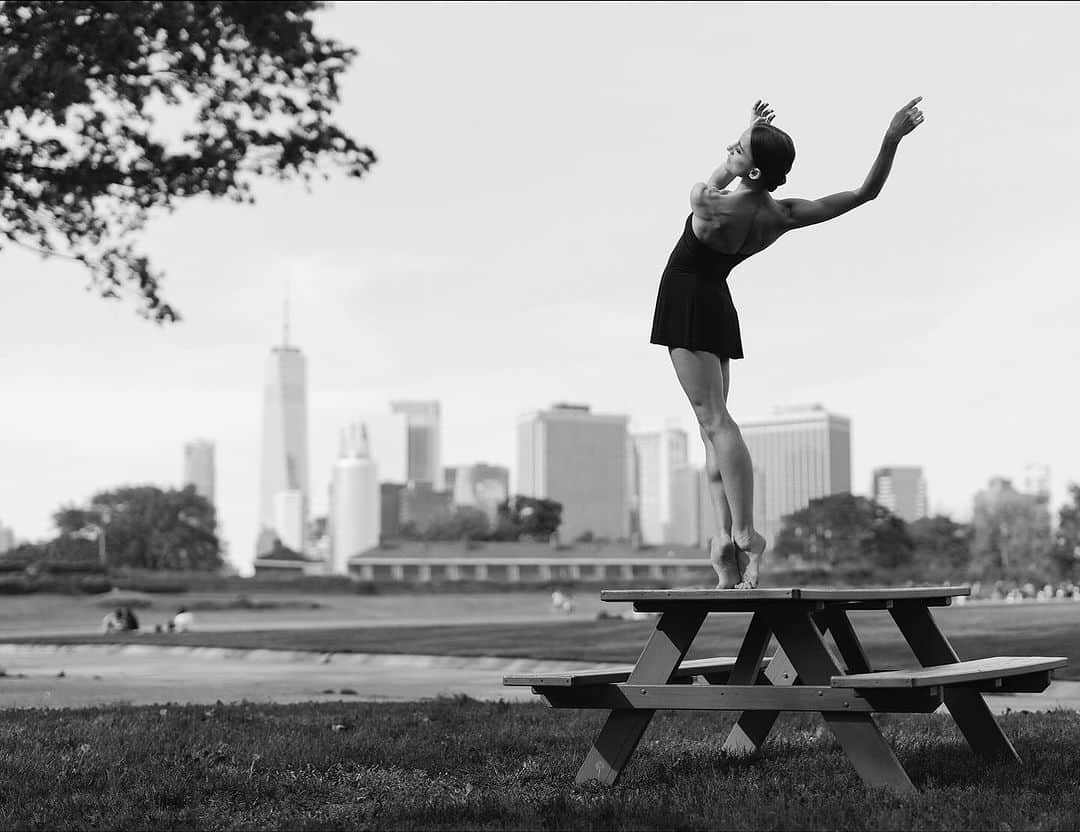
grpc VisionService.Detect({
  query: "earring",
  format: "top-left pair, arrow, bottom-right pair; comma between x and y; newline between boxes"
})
748,169 -> 760,180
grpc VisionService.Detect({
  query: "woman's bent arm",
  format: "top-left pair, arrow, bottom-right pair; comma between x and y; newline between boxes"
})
779,97 -> 924,230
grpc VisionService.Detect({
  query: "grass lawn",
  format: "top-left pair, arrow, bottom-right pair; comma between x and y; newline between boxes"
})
1,698 -> 1078,830
13,602 -> 1080,680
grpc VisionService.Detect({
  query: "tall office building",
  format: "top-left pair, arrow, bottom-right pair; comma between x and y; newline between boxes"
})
740,404 -> 851,544
183,439 -> 216,504
517,403 -> 630,541
256,304 -> 309,556
450,463 -> 510,521
669,465 -> 701,546
390,400 -> 443,488
273,489 -> 306,554
359,410 -> 410,484
872,466 -> 928,523
329,423 -> 380,574
0,522 -> 14,554
1022,463 -> 1051,504
633,428 -> 690,545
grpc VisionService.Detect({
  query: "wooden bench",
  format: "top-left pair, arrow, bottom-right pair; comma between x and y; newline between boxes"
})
832,656 -> 1067,693
503,655 -> 770,688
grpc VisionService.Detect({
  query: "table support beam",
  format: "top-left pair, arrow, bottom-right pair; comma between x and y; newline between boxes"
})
890,603 -> 1020,762
575,608 -> 707,785
770,607 -> 916,794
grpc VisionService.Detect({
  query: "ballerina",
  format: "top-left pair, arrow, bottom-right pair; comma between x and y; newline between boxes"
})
649,97 -> 925,588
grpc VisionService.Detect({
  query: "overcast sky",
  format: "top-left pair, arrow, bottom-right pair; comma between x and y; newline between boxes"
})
2,2 -> 1078,574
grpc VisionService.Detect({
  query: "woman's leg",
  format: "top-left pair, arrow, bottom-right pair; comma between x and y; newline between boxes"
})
669,347 -> 767,588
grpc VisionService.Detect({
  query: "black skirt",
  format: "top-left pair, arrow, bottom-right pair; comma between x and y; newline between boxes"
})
650,214 -> 748,360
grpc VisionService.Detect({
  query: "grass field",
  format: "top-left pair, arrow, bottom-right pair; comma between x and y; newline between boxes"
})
13,601 -> 1080,680
1,698 -> 1078,830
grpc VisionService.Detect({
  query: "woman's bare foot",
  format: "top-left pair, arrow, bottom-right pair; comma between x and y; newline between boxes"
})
709,536 -> 743,589
734,531 -> 767,589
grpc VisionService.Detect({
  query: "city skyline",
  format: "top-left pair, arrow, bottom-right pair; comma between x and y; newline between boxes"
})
1,4 -> 1077,570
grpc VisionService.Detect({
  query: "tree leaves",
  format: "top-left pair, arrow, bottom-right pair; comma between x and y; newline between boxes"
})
0,1 -> 376,322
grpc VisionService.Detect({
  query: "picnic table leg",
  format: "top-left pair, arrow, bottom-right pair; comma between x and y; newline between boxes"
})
769,607 -> 917,794
889,602 -> 1020,762
721,612 -> 796,755
817,609 -> 873,674
575,607 -> 707,785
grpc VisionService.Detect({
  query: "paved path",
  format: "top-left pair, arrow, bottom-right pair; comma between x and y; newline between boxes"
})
0,643 -> 1076,714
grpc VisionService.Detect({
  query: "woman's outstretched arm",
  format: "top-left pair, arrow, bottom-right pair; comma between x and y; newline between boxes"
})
779,97 -> 925,230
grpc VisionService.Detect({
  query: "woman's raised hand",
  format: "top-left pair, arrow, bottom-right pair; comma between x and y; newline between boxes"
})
750,99 -> 776,125
886,97 -> 925,141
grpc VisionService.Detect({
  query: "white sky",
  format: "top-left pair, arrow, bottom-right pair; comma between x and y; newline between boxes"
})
2,2 -> 1078,574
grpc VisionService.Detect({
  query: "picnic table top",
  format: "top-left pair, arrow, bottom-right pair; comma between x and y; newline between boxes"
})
599,586 -> 971,604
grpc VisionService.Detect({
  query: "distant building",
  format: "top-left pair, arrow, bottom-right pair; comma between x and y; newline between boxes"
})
380,483 -> 405,540
669,465 -> 701,546
390,400 -> 443,489
0,523 -> 14,554
449,463 -> 510,522
273,489 -> 306,555
633,428 -> 689,545
740,405 -> 851,544
517,403 -> 630,541
972,476 -> 1052,574
400,481 -> 453,533
360,410 -> 410,485
1022,463 -> 1051,505
329,423 -> 380,573
256,305 -> 309,557
183,439 -> 215,504
872,466 -> 929,523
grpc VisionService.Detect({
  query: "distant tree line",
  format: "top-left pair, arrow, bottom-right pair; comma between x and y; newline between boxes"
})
774,483 -> 1080,584
398,496 -> 563,544
2,485 -> 224,572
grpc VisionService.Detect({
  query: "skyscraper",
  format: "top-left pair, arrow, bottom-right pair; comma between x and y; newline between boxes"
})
329,423 -> 380,574
256,301 -> 309,556
1022,463 -> 1051,504
359,410 -> 410,484
183,439 -> 216,504
633,428 -> 690,545
740,404 -> 851,544
0,522 -> 14,554
450,463 -> 510,522
517,403 -> 630,541
390,401 -> 443,489
872,466 -> 928,522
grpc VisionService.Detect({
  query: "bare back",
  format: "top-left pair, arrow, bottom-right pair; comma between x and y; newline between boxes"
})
690,189 -> 789,258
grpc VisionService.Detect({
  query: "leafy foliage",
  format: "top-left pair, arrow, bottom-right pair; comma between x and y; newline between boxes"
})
772,493 -> 914,571
492,496 -> 563,542
0,1 -> 375,322
908,514 -> 973,579
53,484 -> 223,570
970,478 -> 1053,581
1051,483 -> 1080,581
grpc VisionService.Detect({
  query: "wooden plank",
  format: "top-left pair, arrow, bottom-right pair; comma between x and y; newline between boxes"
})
504,656 -> 762,688
600,586 -> 969,604
539,683 -> 942,713
832,656 -> 1068,689
889,603 -> 1021,762
722,645 -> 797,755
819,609 -> 873,674
768,606 -> 916,794
575,608 -> 706,786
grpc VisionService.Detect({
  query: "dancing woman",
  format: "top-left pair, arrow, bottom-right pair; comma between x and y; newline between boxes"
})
649,97 -> 925,588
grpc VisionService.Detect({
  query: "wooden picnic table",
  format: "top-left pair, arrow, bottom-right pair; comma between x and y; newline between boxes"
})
504,586 -> 1068,793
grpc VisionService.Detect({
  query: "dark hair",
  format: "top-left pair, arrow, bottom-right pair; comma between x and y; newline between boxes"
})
750,123 -> 796,192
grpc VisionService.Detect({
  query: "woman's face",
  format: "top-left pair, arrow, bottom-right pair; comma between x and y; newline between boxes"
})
725,127 -> 757,177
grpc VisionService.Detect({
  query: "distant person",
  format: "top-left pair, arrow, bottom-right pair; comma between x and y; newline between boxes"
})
649,97 -> 924,588
122,607 -> 139,631
101,608 -> 124,634
172,607 -> 194,632
551,590 -> 566,612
